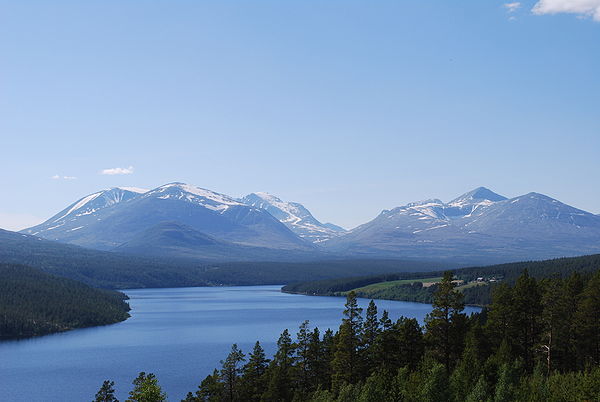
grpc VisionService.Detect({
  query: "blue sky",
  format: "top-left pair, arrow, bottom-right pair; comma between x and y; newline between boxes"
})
1,0 -> 599,230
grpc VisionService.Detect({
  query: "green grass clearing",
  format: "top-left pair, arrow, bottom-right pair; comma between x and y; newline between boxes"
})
456,281 -> 488,291
348,277 -> 443,294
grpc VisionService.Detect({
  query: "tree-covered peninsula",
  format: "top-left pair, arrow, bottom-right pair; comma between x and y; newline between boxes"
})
0,263 -> 130,340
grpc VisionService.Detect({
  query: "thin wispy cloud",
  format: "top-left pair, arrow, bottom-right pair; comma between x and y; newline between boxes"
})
51,175 -> 77,180
504,2 -> 522,13
533,0 -> 600,21
100,166 -> 135,175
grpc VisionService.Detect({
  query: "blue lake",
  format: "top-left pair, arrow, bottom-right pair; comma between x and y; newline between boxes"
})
0,285 -> 480,401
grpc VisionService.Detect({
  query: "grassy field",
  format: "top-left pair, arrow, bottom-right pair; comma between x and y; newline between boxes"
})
456,281 -> 488,291
345,276 -> 488,298
348,277 -> 443,294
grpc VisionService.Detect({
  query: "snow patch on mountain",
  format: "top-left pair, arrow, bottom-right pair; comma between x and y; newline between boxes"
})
118,187 -> 149,194
241,192 -> 345,243
145,183 -> 244,213
53,192 -> 104,223
24,187 -> 147,238
325,187 -> 600,263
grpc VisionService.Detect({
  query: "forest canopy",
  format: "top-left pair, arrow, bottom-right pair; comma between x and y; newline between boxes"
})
0,263 -> 130,340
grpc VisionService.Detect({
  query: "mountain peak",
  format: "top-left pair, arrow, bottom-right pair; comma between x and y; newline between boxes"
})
147,183 -> 244,210
252,192 -> 284,204
23,187 -> 144,234
114,186 -> 148,194
523,191 -> 550,199
450,187 -> 507,206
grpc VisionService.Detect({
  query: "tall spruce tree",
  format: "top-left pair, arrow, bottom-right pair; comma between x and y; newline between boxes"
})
540,276 -> 575,374
319,328 -> 336,389
295,320 -> 313,395
306,327 -> 324,391
396,317 -> 424,370
263,329 -> 296,401
332,291 -> 364,389
361,300 -> 380,375
220,344 -> 246,402
241,341 -> 269,401
485,282 -> 514,353
511,270 -> 542,372
425,271 -> 466,373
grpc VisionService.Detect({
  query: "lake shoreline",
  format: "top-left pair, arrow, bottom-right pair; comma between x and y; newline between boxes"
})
281,288 -> 486,308
1,285 -> 483,401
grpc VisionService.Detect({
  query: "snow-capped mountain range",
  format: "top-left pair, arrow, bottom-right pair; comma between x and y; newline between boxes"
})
326,187 -> 600,263
21,184 -> 600,264
24,183 -> 313,254
241,192 -> 345,243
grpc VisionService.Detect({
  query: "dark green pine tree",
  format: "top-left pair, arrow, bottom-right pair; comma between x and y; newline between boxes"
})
317,328 -> 335,389
305,327 -> 324,391
485,283 -> 514,348
425,271 -> 467,373
380,310 -> 393,331
374,310 -> 399,372
510,270 -> 542,373
295,320 -> 313,396
395,317 -> 424,371
94,380 -> 118,402
240,341 -> 269,401
540,276 -> 575,374
195,369 -> 224,402
332,291 -> 363,389
263,329 -> 296,401
220,344 -> 246,402
126,372 -> 167,402
361,300 -> 380,376
574,270 -> 600,368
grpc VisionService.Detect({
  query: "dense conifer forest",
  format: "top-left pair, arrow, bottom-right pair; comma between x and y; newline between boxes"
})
97,269 -> 600,401
0,230 -> 445,288
0,263 -> 130,339
282,254 -> 600,306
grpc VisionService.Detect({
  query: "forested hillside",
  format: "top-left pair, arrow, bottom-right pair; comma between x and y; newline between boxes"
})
97,270 -> 600,401
0,264 -> 130,339
282,254 -> 600,306
0,229 -> 445,288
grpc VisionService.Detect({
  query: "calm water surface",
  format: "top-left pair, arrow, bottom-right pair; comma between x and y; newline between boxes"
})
0,285 -> 480,401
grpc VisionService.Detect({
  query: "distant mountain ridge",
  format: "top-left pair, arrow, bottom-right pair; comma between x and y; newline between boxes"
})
23,183 -> 315,255
20,184 -> 600,264
326,187 -> 600,263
